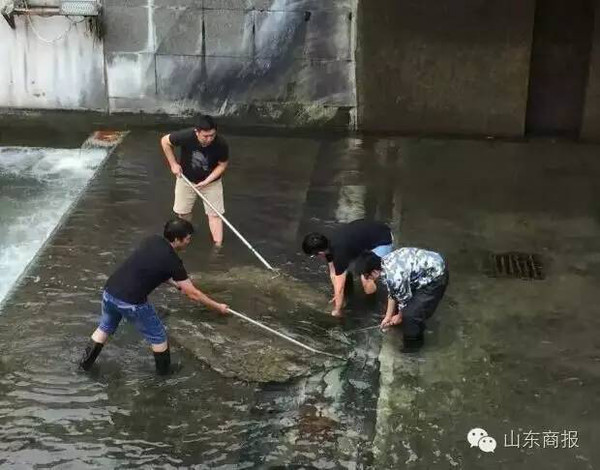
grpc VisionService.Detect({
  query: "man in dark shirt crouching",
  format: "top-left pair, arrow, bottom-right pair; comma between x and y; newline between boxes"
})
302,219 -> 394,317
79,218 -> 228,375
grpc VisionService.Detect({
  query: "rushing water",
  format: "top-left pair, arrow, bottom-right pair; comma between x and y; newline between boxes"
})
0,147 -> 108,304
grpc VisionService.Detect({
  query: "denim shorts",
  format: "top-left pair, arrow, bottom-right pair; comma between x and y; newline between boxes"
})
98,291 -> 167,345
371,243 -> 394,258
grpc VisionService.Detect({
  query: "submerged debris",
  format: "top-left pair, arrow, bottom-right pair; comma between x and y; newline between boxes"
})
156,266 -> 351,382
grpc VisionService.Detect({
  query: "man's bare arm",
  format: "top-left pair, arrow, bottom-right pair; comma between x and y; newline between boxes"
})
176,279 -> 228,314
196,161 -> 228,187
331,271 -> 347,315
160,134 -> 182,176
381,297 -> 399,327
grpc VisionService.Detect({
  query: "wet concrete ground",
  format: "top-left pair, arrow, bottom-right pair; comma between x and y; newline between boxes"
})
1,115 -> 599,468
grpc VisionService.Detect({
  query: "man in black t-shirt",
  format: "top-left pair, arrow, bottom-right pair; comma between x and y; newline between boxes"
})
79,218 -> 228,375
302,219 -> 394,317
160,115 -> 229,247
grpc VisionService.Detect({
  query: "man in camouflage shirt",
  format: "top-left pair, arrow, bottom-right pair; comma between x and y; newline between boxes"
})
356,248 -> 449,352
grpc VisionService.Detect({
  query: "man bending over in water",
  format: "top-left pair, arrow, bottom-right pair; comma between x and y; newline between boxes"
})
356,248 -> 448,352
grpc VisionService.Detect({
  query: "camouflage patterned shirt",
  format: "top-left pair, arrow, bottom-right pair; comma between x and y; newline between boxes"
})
381,248 -> 446,309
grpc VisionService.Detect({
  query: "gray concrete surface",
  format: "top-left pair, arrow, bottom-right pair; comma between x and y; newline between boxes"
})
6,1 -> 600,138
356,0 -> 535,135
371,137 -> 600,468
582,0 -> 600,140
1,0 -> 356,125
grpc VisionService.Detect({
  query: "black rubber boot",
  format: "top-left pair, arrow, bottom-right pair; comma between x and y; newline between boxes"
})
153,348 -> 171,376
80,341 -> 104,370
402,333 -> 424,354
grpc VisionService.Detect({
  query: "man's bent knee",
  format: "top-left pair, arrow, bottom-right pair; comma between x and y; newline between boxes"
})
92,328 -> 110,344
151,341 -> 169,353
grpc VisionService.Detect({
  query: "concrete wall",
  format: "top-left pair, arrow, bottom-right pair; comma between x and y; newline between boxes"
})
0,15 -> 106,110
356,0 -> 536,136
0,0 -> 356,126
104,0 -> 356,124
581,0 -> 600,140
5,0 -> 600,137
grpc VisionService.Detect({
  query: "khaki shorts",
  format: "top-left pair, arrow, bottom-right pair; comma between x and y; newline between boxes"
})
173,177 -> 225,216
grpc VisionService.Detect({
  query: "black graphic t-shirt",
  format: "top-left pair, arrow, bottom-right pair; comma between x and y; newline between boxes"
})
105,235 -> 189,304
169,128 -> 229,183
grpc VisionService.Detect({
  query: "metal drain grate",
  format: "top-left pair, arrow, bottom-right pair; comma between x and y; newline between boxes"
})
488,252 -> 545,280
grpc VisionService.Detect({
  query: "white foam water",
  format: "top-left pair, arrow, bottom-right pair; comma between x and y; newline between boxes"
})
0,146 -> 108,305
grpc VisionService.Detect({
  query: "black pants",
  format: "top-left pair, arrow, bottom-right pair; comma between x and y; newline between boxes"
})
402,270 -> 449,340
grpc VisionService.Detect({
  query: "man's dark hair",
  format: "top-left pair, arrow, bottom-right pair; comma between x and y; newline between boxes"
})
302,232 -> 329,255
195,115 -> 216,131
356,251 -> 382,276
164,218 -> 195,242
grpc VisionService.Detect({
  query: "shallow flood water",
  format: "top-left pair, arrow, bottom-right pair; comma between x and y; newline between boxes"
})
0,131 -> 386,468
1,127 -> 598,469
